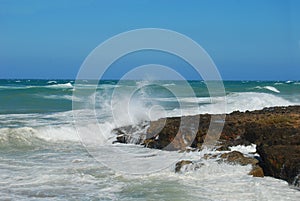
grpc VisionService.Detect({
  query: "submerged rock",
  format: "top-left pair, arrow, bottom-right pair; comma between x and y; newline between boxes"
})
175,160 -> 192,173
175,160 -> 204,173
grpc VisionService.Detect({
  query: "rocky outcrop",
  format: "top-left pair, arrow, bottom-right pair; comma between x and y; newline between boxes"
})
219,151 -> 258,166
175,160 -> 204,173
219,151 -> 263,177
257,145 -> 300,187
175,160 -> 192,173
249,165 -> 264,177
113,106 -> 300,187
175,151 -> 264,177
112,122 -> 148,144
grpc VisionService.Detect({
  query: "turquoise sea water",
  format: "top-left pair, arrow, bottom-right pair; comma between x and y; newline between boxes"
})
0,79 -> 300,200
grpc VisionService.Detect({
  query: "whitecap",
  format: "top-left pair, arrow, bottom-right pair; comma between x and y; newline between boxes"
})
47,80 -> 57,84
254,86 -> 280,93
167,92 -> 295,116
47,82 -> 73,88
41,95 -> 81,102
162,83 -> 176,87
229,144 -> 258,157
263,86 -> 280,93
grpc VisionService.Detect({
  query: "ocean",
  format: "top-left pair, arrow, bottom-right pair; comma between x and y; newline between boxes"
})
0,79 -> 300,200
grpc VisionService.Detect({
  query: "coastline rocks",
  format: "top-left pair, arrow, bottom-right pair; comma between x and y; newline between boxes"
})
175,160 -> 204,173
144,116 -> 200,151
112,122 -> 148,144
242,113 -> 300,186
257,144 -> 300,186
219,151 -> 263,177
175,151 -> 264,177
219,151 -> 258,166
249,165 -> 264,177
175,160 -> 192,173
113,106 -> 300,186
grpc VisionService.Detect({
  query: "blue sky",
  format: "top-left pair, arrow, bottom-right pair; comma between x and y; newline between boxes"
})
0,0 -> 299,80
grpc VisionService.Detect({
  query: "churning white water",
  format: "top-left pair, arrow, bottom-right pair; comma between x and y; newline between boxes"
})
0,80 -> 299,200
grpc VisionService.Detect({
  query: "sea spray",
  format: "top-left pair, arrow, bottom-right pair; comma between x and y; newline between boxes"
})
0,80 -> 300,200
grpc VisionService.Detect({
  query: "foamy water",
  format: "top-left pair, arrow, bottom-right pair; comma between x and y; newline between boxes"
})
0,80 -> 299,200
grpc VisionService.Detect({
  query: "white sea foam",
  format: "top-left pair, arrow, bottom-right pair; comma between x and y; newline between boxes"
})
154,97 -> 212,104
47,82 -> 73,88
255,86 -> 280,93
41,94 -> 81,102
162,83 -> 176,87
223,92 -> 291,112
47,80 -> 57,84
274,82 -> 284,85
167,92 -> 294,117
1,82 -> 74,90
229,144 -> 258,157
264,86 -> 280,93
0,126 -> 80,147
37,126 -> 80,142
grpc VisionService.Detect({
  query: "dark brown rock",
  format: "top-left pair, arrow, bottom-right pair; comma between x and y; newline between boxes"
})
220,151 -> 258,166
249,165 -> 264,177
257,144 -> 300,185
175,160 -> 204,173
175,160 -> 192,173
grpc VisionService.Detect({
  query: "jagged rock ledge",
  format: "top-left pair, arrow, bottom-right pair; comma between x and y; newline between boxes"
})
113,106 -> 300,187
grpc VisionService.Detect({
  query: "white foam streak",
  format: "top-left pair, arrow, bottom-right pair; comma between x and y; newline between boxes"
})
167,92 -> 294,117
264,86 -> 280,93
47,80 -> 57,84
255,86 -> 280,93
37,126 -> 80,142
229,144 -> 258,157
47,82 -> 73,88
42,94 -> 81,101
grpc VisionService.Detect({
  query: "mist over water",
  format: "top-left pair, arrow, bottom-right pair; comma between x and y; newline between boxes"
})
0,79 -> 300,200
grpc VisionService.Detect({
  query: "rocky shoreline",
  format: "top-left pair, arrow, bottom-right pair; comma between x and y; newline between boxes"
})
113,106 -> 300,188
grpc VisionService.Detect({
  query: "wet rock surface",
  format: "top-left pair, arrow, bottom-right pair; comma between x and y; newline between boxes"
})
219,151 -> 263,177
175,160 -> 204,173
219,151 -> 258,166
113,106 -> 300,186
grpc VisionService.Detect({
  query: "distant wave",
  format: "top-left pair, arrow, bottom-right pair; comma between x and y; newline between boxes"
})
47,82 -> 73,88
254,86 -> 280,93
162,83 -> 176,87
0,126 -> 80,148
168,92 -> 294,117
47,80 -> 57,84
0,82 -> 73,90
154,97 -> 212,104
41,95 -> 81,102
263,86 -> 280,93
